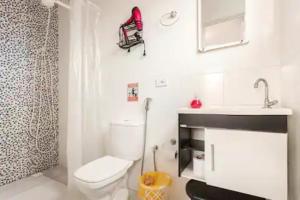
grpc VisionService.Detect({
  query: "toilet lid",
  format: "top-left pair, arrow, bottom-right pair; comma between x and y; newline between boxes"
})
74,156 -> 133,183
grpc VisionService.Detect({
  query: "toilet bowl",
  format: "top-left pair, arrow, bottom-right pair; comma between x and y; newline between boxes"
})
74,120 -> 144,200
74,156 -> 133,200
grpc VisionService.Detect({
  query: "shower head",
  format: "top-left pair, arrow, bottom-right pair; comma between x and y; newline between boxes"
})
41,0 -> 55,8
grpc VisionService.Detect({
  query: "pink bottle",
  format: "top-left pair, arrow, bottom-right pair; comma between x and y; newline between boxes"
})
190,97 -> 202,109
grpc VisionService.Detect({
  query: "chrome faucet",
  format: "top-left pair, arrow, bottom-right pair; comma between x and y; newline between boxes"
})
254,78 -> 278,108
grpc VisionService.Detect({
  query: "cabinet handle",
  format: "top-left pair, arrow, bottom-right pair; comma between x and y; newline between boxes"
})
211,144 -> 215,171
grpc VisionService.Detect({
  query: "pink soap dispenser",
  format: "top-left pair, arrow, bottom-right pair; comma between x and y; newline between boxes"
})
190,96 -> 202,109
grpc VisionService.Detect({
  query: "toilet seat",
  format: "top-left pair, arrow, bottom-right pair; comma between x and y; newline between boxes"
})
74,156 -> 133,189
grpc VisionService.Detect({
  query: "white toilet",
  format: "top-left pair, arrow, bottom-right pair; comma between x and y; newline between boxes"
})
74,120 -> 144,200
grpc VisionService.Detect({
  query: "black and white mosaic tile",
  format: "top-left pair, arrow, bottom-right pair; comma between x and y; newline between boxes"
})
0,0 -> 59,186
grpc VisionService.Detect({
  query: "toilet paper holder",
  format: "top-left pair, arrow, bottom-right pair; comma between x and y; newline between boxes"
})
170,138 -> 178,159
158,138 -> 178,160
170,138 -> 176,146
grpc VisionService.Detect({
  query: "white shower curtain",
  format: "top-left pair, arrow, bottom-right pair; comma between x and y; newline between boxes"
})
67,0 -> 102,189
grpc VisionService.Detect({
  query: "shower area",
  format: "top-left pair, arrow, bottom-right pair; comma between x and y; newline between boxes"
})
0,0 -> 102,198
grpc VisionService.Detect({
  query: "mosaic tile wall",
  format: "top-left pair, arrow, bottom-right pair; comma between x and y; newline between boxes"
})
0,0 -> 59,186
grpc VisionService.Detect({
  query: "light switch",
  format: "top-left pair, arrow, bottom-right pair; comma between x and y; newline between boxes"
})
155,78 -> 168,88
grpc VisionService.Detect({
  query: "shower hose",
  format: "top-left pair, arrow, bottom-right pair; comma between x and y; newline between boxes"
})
141,98 -> 152,175
28,7 -> 57,154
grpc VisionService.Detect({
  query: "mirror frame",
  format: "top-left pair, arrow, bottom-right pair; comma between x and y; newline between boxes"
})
197,0 -> 249,53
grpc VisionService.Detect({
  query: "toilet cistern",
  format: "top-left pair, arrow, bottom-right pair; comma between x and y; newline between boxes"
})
254,78 -> 278,108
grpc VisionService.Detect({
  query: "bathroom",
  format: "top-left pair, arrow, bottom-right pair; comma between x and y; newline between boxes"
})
0,0 -> 300,199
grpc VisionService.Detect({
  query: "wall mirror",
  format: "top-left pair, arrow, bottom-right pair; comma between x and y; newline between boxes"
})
198,0 -> 248,52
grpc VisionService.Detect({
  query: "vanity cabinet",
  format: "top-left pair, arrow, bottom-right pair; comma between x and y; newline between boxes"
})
205,129 -> 287,200
178,108 -> 292,200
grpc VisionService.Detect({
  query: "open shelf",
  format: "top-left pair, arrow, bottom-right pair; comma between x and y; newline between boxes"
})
179,125 -> 206,177
181,162 -> 206,183
181,139 -> 205,151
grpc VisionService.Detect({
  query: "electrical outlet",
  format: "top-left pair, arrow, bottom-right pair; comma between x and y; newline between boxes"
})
155,78 -> 168,88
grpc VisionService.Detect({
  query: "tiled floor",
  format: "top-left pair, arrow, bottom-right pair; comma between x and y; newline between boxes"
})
0,174 -> 68,200
0,167 -> 138,200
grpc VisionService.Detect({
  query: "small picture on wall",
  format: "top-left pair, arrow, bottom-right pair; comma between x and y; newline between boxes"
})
127,83 -> 139,102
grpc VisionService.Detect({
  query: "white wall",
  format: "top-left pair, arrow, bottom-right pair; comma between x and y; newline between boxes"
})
58,7 -> 70,168
97,0 -> 282,199
280,0 -> 300,199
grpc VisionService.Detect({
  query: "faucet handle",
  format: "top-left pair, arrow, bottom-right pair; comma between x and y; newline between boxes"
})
266,100 -> 279,108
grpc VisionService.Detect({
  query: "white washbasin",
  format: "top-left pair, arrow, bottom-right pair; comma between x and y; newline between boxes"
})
178,106 -> 293,116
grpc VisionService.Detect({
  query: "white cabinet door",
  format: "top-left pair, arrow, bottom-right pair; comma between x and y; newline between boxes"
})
205,128 -> 287,200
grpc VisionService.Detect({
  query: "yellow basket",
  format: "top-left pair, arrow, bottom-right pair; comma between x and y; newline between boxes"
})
138,172 -> 172,200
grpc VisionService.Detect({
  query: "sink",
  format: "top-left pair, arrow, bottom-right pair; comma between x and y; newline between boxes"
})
178,106 -> 293,115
